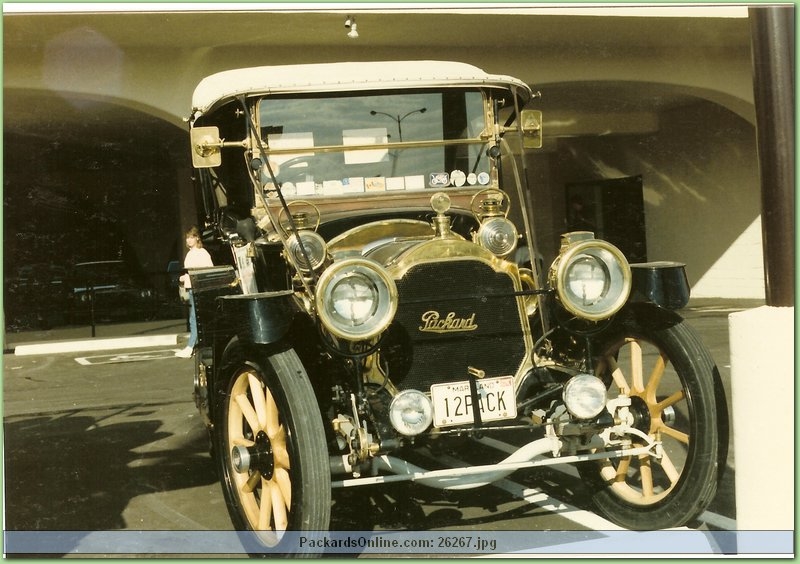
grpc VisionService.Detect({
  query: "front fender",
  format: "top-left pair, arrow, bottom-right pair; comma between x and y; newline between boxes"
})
613,301 -> 685,332
217,290 -> 298,345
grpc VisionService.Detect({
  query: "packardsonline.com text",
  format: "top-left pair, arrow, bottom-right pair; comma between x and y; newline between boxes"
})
298,534 -> 497,552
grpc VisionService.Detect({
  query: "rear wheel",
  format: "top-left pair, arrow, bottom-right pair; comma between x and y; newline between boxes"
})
580,318 -> 721,530
215,345 -> 330,552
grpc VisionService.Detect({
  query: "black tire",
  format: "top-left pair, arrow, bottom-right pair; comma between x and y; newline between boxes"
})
214,343 -> 331,553
579,317 -> 721,530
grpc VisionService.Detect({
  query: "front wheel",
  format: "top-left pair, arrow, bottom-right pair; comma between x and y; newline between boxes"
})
579,317 -> 722,530
214,344 -> 331,552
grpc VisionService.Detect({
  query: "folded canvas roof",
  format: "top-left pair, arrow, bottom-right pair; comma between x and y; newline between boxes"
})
191,60 -> 531,116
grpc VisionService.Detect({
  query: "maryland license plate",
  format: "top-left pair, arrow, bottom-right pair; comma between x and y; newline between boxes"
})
430,376 -> 516,427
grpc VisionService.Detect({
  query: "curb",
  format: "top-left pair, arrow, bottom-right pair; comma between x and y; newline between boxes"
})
13,334 -> 180,357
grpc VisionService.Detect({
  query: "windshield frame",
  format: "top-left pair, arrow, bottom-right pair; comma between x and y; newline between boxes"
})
252,87 -> 508,202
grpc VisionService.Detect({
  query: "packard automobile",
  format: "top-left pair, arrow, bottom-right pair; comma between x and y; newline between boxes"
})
186,61 -> 727,548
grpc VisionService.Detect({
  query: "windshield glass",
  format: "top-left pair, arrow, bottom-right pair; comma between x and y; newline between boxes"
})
258,89 -> 490,197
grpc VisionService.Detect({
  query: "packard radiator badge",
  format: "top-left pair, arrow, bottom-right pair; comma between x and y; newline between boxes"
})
419,310 -> 478,333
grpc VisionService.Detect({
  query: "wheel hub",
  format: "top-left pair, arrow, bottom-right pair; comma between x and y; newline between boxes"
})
231,430 -> 275,479
628,395 -> 652,435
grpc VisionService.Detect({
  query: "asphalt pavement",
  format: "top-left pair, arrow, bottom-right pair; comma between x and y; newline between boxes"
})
1,299 -> 767,556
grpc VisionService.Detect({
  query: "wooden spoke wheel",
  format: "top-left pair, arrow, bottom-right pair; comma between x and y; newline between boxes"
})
215,346 -> 330,552
580,317 -> 722,530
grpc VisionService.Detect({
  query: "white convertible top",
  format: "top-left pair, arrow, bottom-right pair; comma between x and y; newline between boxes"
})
191,60 -> 531,116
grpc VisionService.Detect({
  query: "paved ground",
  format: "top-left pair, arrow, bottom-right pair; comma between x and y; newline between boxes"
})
1,299 -> 767,556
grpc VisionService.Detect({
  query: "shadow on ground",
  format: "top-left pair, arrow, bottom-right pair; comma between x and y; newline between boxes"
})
4,408 -> 217,552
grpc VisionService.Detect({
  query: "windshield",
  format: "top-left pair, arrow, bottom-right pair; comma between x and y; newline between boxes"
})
257,89 -> 490,197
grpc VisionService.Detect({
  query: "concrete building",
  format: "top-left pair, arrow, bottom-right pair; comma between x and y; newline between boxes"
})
3,5 -> 769,302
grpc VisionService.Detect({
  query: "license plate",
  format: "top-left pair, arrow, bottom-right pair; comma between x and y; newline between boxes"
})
430,376 -> 516,427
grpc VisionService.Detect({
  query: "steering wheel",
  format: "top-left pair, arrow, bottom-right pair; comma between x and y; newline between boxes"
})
276,153 -> 346,186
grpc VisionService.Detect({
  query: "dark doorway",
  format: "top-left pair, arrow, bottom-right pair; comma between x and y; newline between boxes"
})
565,175 -> 647,263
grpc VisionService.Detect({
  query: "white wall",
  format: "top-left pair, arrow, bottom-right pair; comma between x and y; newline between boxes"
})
692,216 -> 765,299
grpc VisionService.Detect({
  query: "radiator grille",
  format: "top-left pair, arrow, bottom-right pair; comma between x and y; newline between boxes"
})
386,259 -> 527,391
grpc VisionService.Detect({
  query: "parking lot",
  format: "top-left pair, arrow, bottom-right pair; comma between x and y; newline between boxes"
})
2,301 -> 753,556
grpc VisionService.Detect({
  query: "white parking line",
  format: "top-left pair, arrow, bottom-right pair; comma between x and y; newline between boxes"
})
432,449 -> 623,531
493,476 -> 625,531
75,349 -> 183,365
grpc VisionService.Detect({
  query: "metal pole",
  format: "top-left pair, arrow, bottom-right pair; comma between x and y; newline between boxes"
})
90,285 -> 96,338
749,6 -> 795,306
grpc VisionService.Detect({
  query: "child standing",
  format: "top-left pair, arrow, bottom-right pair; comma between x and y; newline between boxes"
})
175,226 -> 213,358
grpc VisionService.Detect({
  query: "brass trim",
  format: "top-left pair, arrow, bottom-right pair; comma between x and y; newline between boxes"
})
315,258 -> 399,341
550,238 -> 632,321
257,137 -> 487,157
327,219 -> 435,254
518,267 -> 539,317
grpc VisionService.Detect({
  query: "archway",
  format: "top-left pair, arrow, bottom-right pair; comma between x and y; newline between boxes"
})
4,89 -> 191,330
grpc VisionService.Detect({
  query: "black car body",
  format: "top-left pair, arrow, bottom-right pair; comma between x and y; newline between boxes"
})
185,61 -> 728,549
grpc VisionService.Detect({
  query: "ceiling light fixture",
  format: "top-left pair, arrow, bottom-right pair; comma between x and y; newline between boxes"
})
345,15 -> 359,39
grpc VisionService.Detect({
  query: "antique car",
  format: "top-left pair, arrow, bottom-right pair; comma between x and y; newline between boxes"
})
185,61 -> 728,549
